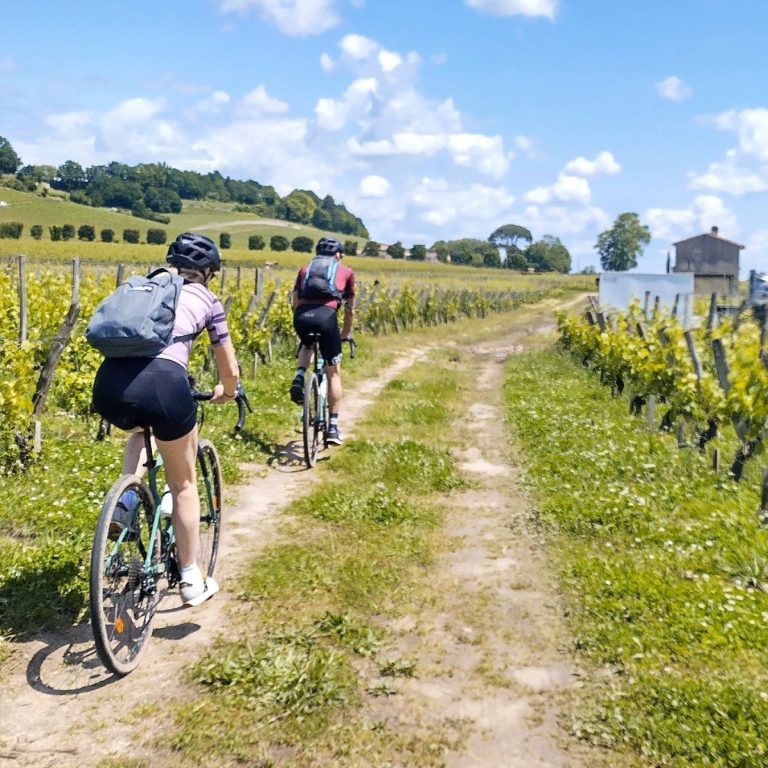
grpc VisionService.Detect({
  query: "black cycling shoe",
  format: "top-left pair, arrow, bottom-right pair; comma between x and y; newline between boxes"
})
326,426 -> 343,445
289,376 -> 304,404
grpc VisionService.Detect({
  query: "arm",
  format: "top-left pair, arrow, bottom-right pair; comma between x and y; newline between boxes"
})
341,303 -> 354,339
211,339 -> 240,403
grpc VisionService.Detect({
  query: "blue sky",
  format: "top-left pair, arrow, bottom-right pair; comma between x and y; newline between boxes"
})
1,0 -> 767,274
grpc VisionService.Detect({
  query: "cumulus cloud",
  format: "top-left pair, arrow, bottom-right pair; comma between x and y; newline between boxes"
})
411,177 -> 515,230
193,90 -> 231,115
656,75 -> 692,102
689,108 -> 768,195
524,173 -> 591,205
645,195 -> 738,243
564,150 -> 621,176
348,132 -> 510,177
359,174 -> 390,197
241,85 -> 289,115
216,0 -> 339,36
465,0 -> 558,19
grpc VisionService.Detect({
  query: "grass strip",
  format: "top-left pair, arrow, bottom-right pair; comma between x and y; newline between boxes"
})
504,347 -> 768,767
170,350 -> 467,766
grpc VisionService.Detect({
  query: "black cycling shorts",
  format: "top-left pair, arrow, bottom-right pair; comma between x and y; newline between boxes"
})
92,357 -> 197,441
293,304 -> 343,365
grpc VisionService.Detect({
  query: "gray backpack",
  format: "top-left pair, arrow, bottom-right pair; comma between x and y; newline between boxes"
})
86,268 -> 196,357
298,255 -> 344,303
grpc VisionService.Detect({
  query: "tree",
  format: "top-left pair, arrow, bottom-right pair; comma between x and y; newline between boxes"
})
0,136 -> 21,173
525,236 -> 571,273
219,232 -> 231,249
362,240 -> 379,257
410,244 -> 427,261
595,212 -> 650,271
483,249 -> 502,268
77,224 -> 96,242
248,235 -> 265,251
54,160 -> 86,191
507,251 -> 529,271
488,223 -> 532,265
270,235 -> 289,251
291,236 -> 313,253
148,228 -> 168,245
387,241 -> 406,259
344,240 -> 358,255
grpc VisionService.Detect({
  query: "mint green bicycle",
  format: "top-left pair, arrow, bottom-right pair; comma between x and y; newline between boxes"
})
89,384 -> 248,675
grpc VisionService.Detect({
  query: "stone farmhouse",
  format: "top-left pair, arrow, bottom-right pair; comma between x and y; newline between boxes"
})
672,226 -> 743,297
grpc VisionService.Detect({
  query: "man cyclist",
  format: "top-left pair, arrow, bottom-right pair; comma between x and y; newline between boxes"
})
290,237 -> 355,445
91,232 -> 240,606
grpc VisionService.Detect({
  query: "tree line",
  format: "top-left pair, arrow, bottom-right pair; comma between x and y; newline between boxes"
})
0,136 -> 368,237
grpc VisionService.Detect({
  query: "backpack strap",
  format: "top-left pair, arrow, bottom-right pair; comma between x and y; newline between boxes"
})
148,267 -> 199,345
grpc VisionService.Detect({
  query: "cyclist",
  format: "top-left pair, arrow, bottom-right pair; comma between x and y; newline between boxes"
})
91,232 -> 240,606
290,237 -> 355,445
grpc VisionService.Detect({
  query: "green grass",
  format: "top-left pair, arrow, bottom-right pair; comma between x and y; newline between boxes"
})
0,359 -> 298,650
168,353 -> 469,766
504,347 -> 768,767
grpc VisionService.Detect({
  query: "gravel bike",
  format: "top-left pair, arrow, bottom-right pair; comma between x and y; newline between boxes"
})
301,334 -> 355,468
89,383 -> 248,676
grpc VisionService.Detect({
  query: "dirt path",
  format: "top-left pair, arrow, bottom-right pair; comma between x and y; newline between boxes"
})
360,313 -> 589,767
0,296 -> 591,767
0,349 -> 429,767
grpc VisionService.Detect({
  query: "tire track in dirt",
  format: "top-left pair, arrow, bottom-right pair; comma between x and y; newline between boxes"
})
362,316 -> 595,767
0,347 -> 429,768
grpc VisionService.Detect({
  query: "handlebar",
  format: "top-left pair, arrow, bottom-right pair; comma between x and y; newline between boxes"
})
190,379 -> 252,433
342,337 -> 357,359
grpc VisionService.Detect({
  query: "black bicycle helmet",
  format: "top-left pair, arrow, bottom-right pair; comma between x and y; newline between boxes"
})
166,232 -> 221,272
315,237 -> 344,256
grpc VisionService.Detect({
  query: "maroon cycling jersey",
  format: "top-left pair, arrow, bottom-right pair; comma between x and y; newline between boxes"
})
293,261 -> 355,309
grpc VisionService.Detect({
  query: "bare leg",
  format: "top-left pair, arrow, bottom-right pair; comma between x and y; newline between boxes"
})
121,429 -> 153,476
326,363 -> 342,414
297,344 -> 313,371
156,427 -> 200,570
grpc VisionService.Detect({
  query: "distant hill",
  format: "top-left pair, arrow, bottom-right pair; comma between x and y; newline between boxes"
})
0,186 -> 368,254
6,158 -> 368,238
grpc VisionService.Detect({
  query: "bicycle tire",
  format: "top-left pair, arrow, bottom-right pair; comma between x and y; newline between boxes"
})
89,475 -> 160,676
303,372 -> 320,468
197,438 -> 222,578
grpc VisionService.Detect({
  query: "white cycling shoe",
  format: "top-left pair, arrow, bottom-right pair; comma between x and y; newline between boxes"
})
180,564 -> 220,607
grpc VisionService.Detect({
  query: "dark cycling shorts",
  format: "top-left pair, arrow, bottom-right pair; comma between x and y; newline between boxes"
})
293,304 -> 342,365
92,357 -> 197,441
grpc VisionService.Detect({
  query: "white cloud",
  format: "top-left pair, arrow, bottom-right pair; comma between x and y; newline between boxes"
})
193,90 -> 231,114
564,150 -> 621,176
359,174 -> 390,197
645,195 -> 738,243
513,134 -> 539,158
340,33 -> 377,59
689,108 -> 768,195
465,0 -> 557,19
349,131 -> 509,177
656,75 -> 692,102
411,177 -> 515,231
524,173 -> 591,205
241,85 -> 289,115
378,50 -> 403,72
216,0 -> 339,36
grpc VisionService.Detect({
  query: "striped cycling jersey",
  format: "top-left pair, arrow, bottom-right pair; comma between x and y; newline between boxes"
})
157,282 -> 229,369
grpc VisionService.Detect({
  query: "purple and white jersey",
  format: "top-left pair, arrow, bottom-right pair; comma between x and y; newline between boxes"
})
157,282 -> 230,369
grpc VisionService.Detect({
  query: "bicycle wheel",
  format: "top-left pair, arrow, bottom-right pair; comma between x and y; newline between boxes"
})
303,371 -> 320,468
197,438 -> 222,578
89,475 -> 160,676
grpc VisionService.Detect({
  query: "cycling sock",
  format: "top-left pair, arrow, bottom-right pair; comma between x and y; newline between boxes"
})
329,413 -> 339,428
294,367 -> 306,379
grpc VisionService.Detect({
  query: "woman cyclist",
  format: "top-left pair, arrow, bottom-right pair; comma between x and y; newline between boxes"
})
91,232 -> 240,606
